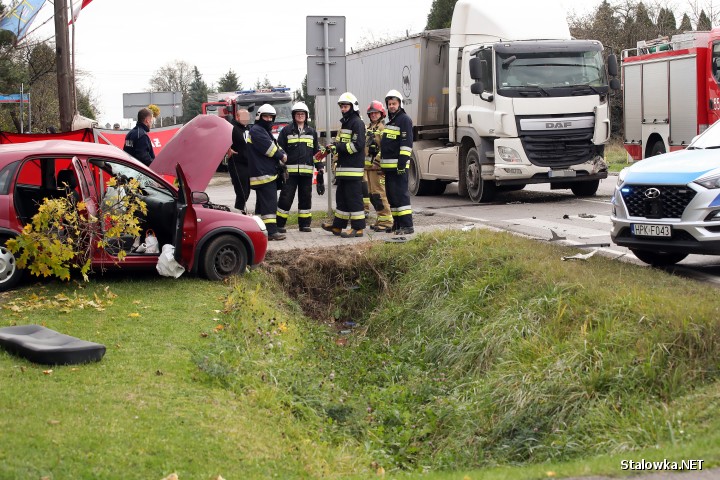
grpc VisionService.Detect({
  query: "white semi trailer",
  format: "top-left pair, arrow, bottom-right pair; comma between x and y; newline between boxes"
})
317,0 -> 619,201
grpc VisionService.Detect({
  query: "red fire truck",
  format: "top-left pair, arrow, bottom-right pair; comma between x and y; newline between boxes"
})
201,87 -> 293,138
622,30 -> 720,160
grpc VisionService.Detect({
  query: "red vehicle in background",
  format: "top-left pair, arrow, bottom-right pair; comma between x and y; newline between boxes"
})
0,115 -> 268,292
622,29 -> 720,160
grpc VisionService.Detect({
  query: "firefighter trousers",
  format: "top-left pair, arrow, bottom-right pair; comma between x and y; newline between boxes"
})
253,181 -> 279,235
228,157 -> 250,212
277,174 -> 313,228
365,169 -> 392,227
332,178 -> 366,231
384,170 -> 413,230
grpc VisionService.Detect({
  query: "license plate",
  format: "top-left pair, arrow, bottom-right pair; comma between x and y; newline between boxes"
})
632,224 -> 672,237
548,169 -> 576,178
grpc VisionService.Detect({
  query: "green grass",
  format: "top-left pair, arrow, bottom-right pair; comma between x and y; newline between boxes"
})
605,140 -> 631,173
1,230 -> 719,479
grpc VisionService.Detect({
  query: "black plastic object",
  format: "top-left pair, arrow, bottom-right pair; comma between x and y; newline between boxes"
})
0,325 -> 106,365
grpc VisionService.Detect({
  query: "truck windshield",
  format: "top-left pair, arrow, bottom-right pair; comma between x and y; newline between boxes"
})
236,100 -> 293,125
496,50 -> 608,96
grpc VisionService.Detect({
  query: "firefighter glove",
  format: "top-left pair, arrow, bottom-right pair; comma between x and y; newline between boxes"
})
316,171 -> 325,195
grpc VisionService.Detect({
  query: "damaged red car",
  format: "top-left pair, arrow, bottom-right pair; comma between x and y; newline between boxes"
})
0,115 -> 267,292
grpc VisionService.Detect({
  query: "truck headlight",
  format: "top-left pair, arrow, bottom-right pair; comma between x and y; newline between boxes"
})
694,174 -> 720,189
498,146 -> 522,163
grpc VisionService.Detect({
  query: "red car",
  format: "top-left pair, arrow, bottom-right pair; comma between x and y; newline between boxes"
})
0,115 -> 268,292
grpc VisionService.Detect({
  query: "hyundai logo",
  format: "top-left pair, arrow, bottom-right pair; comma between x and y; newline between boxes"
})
644,187 -> 661,199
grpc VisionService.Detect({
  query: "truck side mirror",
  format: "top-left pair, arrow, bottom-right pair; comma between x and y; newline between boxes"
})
610,78 -> 621,91
469,57 -> 483,80
471,82 -> 494,102
607,54 -> 618,77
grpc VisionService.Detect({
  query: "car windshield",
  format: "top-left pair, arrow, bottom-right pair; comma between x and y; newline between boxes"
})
237,100 -> 293,125
497,50 -> 607,90
689,121 -> 720,149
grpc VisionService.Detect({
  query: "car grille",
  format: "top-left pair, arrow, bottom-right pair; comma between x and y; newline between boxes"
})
520,129 -> 597,167
620,185 -> 696,219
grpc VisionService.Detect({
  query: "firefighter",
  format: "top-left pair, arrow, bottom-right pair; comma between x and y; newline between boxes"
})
247,103 -> 287,241
364,100 -> 393,232
124,107 -> 155,166
226,106 -> 251,213
380,89 -> 414,234
276,102 -> 321,233
321,92 -> 366,238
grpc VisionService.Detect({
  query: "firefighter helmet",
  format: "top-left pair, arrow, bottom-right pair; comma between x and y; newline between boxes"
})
385,89 -> 404,109
255,103 -> 277,121
337,92 -> 360,112
291,101 -> 310,120
366,100 -> 386,119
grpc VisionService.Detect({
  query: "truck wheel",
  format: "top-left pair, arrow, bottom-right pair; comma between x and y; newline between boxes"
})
630,249 -> 687,267
570,180 -> 599,197
201,235 -> 248,281
649,140 -> 666,157
0,243 -> 23,292
466,147 -> 496,203
408,155 -> 436,196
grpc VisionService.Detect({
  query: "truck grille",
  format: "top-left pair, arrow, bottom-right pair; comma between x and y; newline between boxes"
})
519,129 -> 597,167
620,185 -> 696,219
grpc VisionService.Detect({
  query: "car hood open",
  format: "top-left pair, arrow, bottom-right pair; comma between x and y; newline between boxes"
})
151,114 -> 233,192
623,148 -> 720,185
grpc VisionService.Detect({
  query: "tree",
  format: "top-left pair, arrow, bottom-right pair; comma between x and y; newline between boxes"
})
254,76 -> 274,89
656,8 -> 677,37
679,13 -> 693,31
698,9 -> 712,29
183,66 -> 208,122
425,0 -> 458,29
149,60 -> 193,111
217,69 -> 241,92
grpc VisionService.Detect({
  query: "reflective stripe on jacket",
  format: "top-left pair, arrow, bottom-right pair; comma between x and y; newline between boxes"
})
248,122 -> 284,186
277,123 -> 320,176
333,112 -> 365,180
380,109 -> 413,172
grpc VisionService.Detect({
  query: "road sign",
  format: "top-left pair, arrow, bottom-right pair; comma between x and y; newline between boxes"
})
306,16 -> 346,57
306,56 -> 346,94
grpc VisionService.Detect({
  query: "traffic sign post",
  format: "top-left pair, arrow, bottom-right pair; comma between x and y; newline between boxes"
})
306,15 -> 346,216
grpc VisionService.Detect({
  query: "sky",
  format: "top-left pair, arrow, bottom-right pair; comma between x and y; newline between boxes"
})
24,0 -> 600,126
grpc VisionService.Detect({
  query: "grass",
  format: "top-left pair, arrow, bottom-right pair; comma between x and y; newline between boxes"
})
1,230 -> 720,479
605,139 -> 632,173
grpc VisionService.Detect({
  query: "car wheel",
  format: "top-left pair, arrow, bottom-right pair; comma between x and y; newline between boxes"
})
649,140 -> 666,157
201,235 -> 248,281
466,147 -> 496,203
630,249 -> 688,267
0,243 -> 23,292
570,180 -> 600,197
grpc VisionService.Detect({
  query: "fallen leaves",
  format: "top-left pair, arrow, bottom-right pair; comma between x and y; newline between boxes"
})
2,288 -> 117,314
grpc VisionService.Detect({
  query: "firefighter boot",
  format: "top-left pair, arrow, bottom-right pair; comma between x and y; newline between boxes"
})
340,229 -> 364,238
321,223 -> 341,236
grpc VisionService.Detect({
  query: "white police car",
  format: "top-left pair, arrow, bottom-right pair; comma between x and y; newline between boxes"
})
611,121 -> 720,266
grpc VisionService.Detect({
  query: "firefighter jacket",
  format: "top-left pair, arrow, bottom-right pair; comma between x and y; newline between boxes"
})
123,122 -> 155,166
365,120 -> 384,170
229,119 -> 249,166
380,108 -> 413,172
333,111 -> 365,181
277,122 -> 320,176
247,120 -> 285,187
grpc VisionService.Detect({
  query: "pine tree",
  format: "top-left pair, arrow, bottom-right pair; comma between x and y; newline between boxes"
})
679,13 -> 693,31
425,0 -> 457,29
217,69 -> 241,93
698,10 -> 712,30
656,8 -> 677,37
183,66 -> 208,122
634,2 -> 656,42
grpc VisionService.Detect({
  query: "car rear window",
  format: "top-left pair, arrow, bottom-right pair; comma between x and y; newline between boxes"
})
0,160 -> 19,194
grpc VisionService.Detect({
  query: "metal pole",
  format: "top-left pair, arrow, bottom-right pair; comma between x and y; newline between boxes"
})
20,84 -> 24,133
54,0 -> 73,131
323,18 -> 333,217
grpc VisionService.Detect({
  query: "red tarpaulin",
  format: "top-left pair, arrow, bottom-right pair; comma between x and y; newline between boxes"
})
0,129 -> 95,143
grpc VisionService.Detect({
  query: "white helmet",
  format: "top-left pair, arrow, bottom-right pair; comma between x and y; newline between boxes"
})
385,89 -> 404,109
337,92 -> 360,112
255,103 -> 277,121
291,101 -> 310,120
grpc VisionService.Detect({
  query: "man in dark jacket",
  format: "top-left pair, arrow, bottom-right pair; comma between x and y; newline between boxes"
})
247,104 -> 287,241
380,89 -> 414,235
276,102 -> 321,233
124,108 -> 155,166
227,106 -> 251,213
321,92 -> 366,238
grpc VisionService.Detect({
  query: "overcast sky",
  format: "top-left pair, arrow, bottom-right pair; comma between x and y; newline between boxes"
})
27,0 -> 601,126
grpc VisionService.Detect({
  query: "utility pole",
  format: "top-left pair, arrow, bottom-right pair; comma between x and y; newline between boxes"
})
54,0 -> 73,131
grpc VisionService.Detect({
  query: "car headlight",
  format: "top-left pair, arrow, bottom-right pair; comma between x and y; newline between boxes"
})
617,167 -> 628,186
497,146 -> 523,163
251,215 -> 267,232
694,174 -> 720,189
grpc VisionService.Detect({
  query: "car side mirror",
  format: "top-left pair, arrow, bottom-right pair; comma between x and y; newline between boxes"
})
607,54 -> 619,77
471,81 -> 484,95
192,191 -> 209,204
469,57 -> 483,80
610,78 -> 621,91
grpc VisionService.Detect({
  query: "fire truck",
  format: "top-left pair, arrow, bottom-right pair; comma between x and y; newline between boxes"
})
622,30 -> 720,160
201,87 -> 293,138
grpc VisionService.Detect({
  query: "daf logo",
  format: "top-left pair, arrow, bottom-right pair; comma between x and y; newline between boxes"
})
644,187 -> 661,199
546,121 -> 572,128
